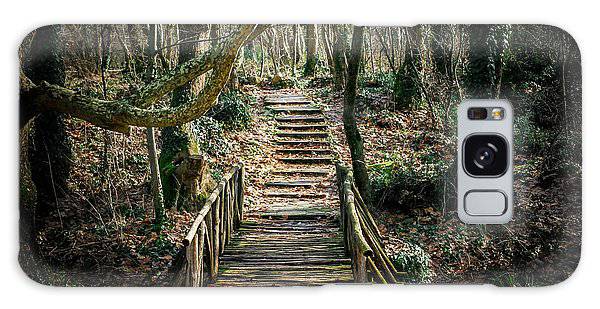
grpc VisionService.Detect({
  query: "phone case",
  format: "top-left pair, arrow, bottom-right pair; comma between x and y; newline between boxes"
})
18,24 -> 581,287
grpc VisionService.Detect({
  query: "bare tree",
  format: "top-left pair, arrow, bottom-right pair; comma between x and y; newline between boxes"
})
144,24 -> 166,228
332,25 -> 349,90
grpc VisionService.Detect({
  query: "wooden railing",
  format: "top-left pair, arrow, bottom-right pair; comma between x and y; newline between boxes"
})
172,163 -> 245,286
335,163 -> 401,283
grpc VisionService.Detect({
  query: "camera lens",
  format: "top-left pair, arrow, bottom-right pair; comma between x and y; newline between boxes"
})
463,135 -> 508,177
474,146 -> 495,168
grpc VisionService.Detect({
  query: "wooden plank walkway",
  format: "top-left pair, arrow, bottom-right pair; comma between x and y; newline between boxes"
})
211,93 -> 353,286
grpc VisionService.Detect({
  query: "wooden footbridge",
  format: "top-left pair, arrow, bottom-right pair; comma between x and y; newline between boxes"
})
173,93 -> 401,286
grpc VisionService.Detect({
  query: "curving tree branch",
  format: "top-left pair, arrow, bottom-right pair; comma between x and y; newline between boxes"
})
20,24 -> 268,134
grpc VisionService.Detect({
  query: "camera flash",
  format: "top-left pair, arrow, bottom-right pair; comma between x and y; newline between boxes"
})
491,108 -> 504,120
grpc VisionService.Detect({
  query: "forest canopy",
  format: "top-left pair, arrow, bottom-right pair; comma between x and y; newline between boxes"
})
20,24 -> 266,133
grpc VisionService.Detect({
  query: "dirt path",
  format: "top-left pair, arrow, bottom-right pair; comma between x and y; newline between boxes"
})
211,91 -> 353,286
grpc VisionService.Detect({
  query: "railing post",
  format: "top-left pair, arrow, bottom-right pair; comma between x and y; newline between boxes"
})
232,169 -> 240,228
222,181 -> 229,250
219,186 -> 226,254
355,249 -> 368,283
238,165 -> 245,223
189,233 -> 200,287
198,221 -> 206,286
228,177 -> 234,242
212,195 -> 220,279
175,165 -> 246,286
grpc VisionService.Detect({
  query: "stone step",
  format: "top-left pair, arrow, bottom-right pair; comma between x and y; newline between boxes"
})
218,256 -> 351,265
264,100 -> 313,106
276,131 -> 329,138
264,180 -> 319,188
275,115 -> 326,123
265,94 -> 306,98
265,95 -> 306,100
275,139 -> 329,146
265,192 -> 327,199
276,148 -> 332,155
277,124 -> 329,131
278,157 -> 334,164
270,168 -> 331,176
268,107 -> 322,114
259,211 -> 335,220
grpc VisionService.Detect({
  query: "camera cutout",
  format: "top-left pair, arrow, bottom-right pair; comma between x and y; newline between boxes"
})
457,100 -> 513,224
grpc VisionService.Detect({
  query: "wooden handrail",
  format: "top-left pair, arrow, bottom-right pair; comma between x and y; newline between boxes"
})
335,163 -> 400,283
344,178 -> 373,257
173,163 -> 245,287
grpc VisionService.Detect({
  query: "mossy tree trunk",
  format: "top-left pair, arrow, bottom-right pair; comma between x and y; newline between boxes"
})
23,25 -> 72,225
343,26 -> 371,206
392,28 -> 420,109
303,24 -> 317,77
159,25 -> 203,210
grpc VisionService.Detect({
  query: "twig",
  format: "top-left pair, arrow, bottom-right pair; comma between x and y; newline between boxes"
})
44,140 -> 63,229
154,33 -> 235,54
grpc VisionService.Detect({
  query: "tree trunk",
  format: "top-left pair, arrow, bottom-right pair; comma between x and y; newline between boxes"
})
366,28 -> 376,76
321,25 -> 335,77
258,36 -> 265,78
343,26 -> 371,206
159,24 -> 204,210
266,29 -> 280,75
392,28 -> 420,109
466,24 -> 495,98
147,127 -> 166,227
303,24 -> 317,77
24,25 -> 72,225
431,25 -> 450,76
332,25 -> 349,91
99,25 -> 112,98
292,25 -> 299,76
144,24 -> 166,228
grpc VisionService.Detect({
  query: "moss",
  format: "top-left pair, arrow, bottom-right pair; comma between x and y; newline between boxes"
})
391,241 -> 435,283
188,117 -> 228,156
159,123 -> 200,210
370,148 -> 450,210
206,90 -> 252,130
392,60 -> 420,110
159,117 -> 226,210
